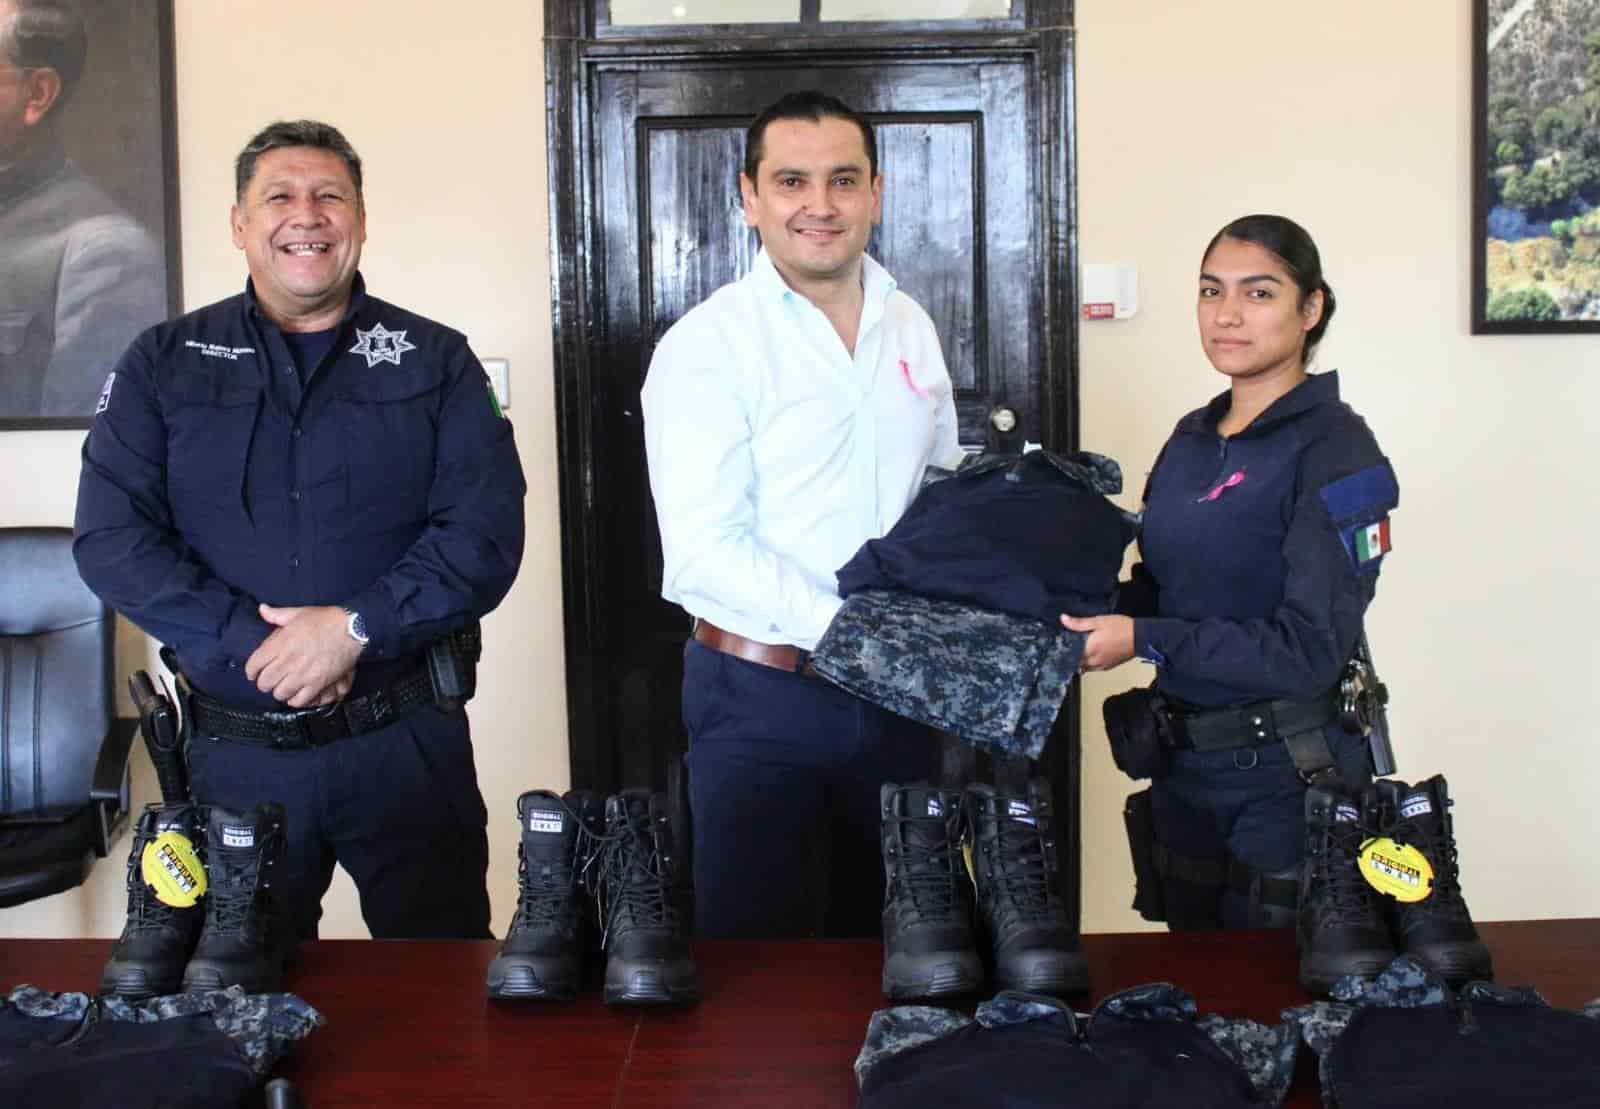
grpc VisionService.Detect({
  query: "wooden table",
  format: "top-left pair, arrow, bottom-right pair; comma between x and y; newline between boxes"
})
3,920 -> 1596,1107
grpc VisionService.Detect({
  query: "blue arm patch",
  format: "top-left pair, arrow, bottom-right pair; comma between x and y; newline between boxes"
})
1319,463 -> 1398,523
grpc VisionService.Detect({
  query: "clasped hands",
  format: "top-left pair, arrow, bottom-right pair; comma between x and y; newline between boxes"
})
244,604 -> 364,709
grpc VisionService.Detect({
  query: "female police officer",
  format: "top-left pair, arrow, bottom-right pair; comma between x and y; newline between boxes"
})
1063,215 -> 1398,943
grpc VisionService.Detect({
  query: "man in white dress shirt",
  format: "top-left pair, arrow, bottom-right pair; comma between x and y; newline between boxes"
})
641,90 -> 964,938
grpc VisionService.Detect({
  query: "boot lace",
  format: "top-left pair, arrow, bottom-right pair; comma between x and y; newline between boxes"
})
596,810 -> 678,946
984,815 -> 1056,926
885,812 -> 964,920
511,818 -> 597,930
205,847 -> 264,935
124,848 -> 187,932
1387,816 -> 1466,915
1316,821 -> 1378,923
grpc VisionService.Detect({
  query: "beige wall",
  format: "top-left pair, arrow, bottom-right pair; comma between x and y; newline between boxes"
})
4,0 -> 1596,939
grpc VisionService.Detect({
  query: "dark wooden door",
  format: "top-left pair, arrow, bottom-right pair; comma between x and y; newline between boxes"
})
547,6 -> 1080,919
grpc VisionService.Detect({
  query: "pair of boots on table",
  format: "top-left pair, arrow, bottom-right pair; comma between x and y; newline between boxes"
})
488,788 -> 698,1006
1298,774 -> 1493,995
101,802 -> 293,999
880,777 -> 1088,1002
493,777 -> 1086,1006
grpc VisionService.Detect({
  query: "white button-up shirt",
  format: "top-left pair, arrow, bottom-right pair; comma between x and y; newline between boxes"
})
641,250 -> 964,650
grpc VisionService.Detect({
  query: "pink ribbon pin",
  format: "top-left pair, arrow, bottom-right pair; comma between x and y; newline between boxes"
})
1198,469 -> 1247,503
900,359 -> 928,398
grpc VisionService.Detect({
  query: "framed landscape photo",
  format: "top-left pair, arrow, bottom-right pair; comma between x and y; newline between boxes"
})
0,0 -> 180,429
1472,0 -> 1600,333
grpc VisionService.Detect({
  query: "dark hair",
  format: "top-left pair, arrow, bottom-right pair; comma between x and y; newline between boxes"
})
744,90 -> 877,186
235,119 -> 363,202
1203,214 -> 1338,360
2,0 -> 87,108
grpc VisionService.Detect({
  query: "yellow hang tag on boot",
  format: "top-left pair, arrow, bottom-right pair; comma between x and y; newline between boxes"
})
140,830 -> 207,908
1357,837 -> 1434,903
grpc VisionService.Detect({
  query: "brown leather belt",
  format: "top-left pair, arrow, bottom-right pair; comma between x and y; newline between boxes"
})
692,620 -> 814,675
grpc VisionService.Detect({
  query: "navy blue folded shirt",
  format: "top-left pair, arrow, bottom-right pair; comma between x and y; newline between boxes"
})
836,449 -> 1137,623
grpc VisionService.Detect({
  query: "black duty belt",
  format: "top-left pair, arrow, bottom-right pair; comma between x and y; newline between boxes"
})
1165,691 -> 1339,752
188,666 -> 436,749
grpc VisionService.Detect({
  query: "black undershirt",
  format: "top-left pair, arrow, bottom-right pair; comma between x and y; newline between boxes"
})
281,327 -> 338,381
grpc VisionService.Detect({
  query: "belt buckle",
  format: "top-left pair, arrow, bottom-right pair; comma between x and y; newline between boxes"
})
264,702 -> 346,748
304,701 -> 355,745
260,709 -> 315,750
295,714 -> 327,748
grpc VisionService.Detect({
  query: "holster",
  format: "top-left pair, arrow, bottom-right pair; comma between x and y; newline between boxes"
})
1340,640 -> 1396,778
162,653 -> 200,797
169,666 -> 196,750
130,669 -> 188,805
427,622 -> 483,713
1123,788 -> 1167,922
1103,686 -> 1171,781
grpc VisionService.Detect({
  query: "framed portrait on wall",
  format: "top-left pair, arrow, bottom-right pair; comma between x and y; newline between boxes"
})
1472,0 -> 1600,334
0,0 -> 180,429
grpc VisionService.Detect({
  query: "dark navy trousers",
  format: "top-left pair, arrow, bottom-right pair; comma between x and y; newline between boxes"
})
682,641 -> 940,939
186,704 -> 492,941
1152,724 -> 1370,929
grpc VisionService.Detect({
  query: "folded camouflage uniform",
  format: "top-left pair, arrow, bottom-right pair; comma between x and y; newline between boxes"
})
810,589 -> 1083,760
856,985 -> 1297,1108
1285,956 -> 1600,1109
1,984 -> 322,1108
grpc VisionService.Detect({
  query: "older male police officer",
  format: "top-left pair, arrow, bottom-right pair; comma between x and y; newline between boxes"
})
74,120 -> 525,941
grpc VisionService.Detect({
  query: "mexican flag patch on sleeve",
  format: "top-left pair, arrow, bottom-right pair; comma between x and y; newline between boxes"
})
1355,518 -> 1391,564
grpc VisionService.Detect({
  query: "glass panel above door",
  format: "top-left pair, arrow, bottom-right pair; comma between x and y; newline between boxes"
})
609,0 -> 800,25
821,0 -> 1012,18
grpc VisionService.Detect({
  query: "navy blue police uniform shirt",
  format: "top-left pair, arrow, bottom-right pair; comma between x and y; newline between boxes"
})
1123,371 -> 1397,709
74,274 -> 526,710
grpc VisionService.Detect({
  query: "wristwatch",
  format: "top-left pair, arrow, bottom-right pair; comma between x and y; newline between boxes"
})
343,608 -> 370,648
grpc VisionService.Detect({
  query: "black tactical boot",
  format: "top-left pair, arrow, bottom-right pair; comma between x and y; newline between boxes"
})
1297,784 -> 1395,995
182,803 -> 292,993
1376,775 -> 1494,985
486,789 -> 604,1000
596,789 -> 698,1006
879,783 -> 983,1001
963,780 -> 1089,997
100,803 -> 206,998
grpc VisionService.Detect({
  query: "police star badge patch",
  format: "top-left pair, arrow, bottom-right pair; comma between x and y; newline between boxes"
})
349,323 -> 417,367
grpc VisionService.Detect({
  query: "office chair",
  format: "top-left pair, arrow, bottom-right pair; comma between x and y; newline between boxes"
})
0,526 -> 136,909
